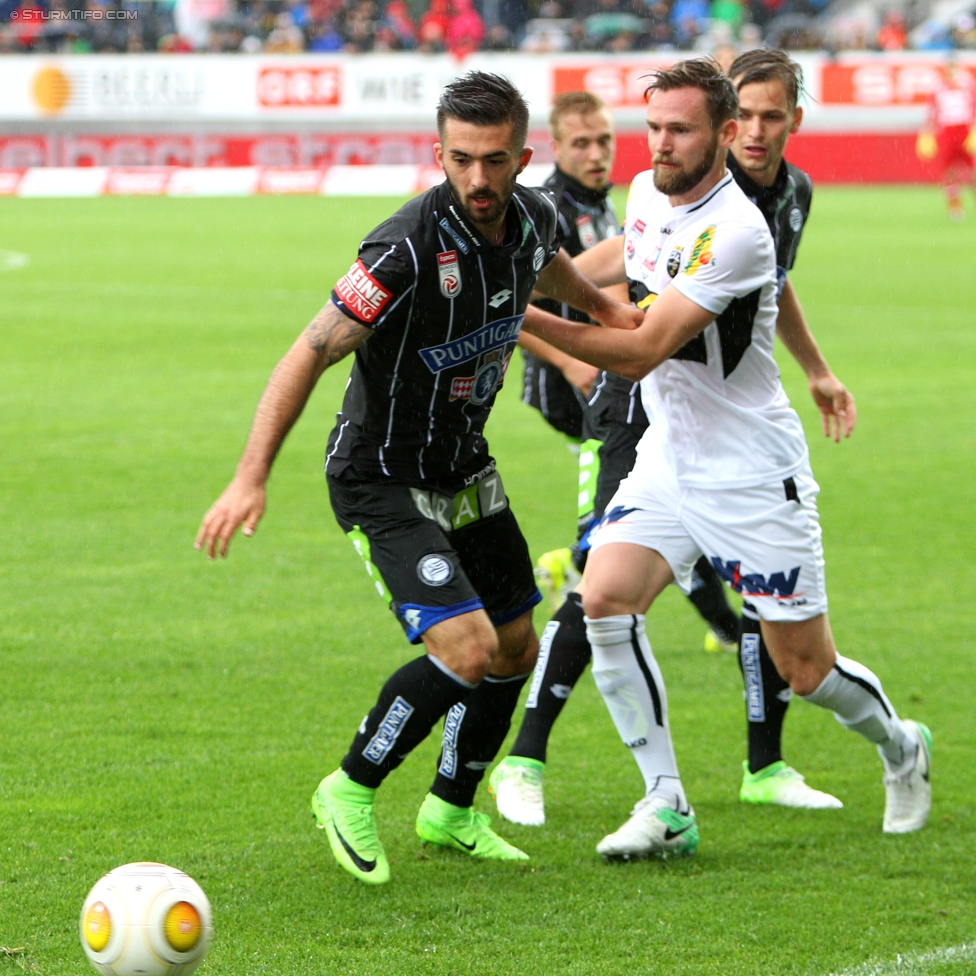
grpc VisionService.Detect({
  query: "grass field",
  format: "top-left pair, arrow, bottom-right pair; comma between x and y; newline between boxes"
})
1,187 -> 975,976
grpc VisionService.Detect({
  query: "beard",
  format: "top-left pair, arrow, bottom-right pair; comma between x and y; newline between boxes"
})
653,135 -> 720,196
446,170 -> 518,229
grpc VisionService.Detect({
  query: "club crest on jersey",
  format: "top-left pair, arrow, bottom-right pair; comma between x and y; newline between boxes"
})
449,348 -> 512,404
576,214 -> 598,250
333,259 -> 393,324
684,226 -> 715,276
666,246 -> 683,277
418,314 -> 523,373
437,250 -> 462,299
625,236 -> 636,260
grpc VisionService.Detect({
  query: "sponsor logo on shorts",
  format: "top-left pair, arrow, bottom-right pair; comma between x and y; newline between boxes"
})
683,225 -> 715,276
710,558 -> 803,600
438,702 -> 466,778
418,315 -> 523,374
437,250 -> 462,299
417,553 -> 455,586
741,632 -> 764,722
333,259 -> 393,323
362,696 -> 414,764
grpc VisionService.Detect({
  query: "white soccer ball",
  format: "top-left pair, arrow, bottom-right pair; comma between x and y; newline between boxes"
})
80,862 -> 213,976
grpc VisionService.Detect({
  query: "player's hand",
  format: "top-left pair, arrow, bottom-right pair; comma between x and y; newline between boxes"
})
808,373 -> 856,442
593,299 -> 643,332
195,477 -> 267,559
561,359 -> 600,395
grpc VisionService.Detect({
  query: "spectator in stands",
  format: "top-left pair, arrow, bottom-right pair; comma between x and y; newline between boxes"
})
418,0 -> 450,50
384,0 -> 416,48
447,0 -> 485,54
877,10 -> 906,50
341,0 -> 378,51
264,9 -> 305,49
669,0 -> 708,46
175,0 -> 232,49
642,0 -> 676,49
710,0 -> 743,33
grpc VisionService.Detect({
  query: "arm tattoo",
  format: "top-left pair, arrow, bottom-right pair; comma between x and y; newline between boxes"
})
304,304 -> 371,366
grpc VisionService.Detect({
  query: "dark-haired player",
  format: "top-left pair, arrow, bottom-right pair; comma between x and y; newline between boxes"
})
196,72 -> 641,884
726,48 -> 842,809
523,58 -> 931,858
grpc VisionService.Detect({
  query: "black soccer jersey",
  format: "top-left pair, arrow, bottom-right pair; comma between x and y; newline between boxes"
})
727,153 -> 812,291
326,179 -> 560,488
522,167 -> 620,438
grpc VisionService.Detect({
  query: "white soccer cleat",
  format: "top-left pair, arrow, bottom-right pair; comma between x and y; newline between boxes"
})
883,720 -> 932,834
488,757 -> 546,826
739,761 -> 843,809
596,795 -> 699,860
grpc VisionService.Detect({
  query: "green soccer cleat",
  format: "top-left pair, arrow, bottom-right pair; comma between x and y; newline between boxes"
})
489,756 -> 546,826
415,793 -> 530,861
739,760 -> 843,809
311,769 -> 390,885
596,795 -> 699,860
534,547 -> 581,612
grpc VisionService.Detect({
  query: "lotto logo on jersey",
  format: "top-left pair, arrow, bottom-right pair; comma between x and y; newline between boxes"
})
437,250 -> 462,299
576,215 -> 598,250
684,226 -> 715,276
334,259 -> 393,324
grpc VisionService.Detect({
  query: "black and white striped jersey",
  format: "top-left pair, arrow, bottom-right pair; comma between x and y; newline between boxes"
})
727,153 -> 812,292
325,179 -> 560,488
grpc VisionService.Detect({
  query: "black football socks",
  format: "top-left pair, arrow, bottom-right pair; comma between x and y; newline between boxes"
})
342,654 -> 473,789
508,592 -> 591,764
687,556 -> 740,644
430,670 -> 530,808
738,605 -> 792,774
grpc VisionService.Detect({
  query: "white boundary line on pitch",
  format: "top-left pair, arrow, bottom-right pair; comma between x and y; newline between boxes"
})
828,943 -> 976,975
0,250 -> 29,272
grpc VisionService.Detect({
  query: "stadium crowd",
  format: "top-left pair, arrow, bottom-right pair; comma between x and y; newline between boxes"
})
2,0 -> 975,55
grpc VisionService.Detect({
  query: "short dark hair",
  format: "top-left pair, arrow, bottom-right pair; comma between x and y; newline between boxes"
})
729,48 -> 804,111
549,90 -> 607,138
437,72 -> 530,150
644,57 -> 739,129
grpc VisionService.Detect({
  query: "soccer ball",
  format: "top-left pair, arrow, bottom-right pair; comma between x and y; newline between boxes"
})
80,862 -> 212,976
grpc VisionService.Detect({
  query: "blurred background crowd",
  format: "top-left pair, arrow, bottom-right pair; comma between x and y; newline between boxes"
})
2,0 -> 975,56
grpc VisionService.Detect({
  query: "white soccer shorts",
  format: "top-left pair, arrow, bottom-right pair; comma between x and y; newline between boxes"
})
589,444 -> 827,623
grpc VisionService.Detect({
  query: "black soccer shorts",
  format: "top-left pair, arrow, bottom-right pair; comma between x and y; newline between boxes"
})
328,467 -> 541,644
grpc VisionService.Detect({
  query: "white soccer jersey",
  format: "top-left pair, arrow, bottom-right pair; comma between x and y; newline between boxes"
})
623,168 -> 808,489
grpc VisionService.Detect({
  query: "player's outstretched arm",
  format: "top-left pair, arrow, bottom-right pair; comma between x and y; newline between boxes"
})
571,235 -> 627,288
517,331 -> 599,394
534,248 -> 641,332
776,277 -> 856,442
195,303 -> 371,559
523,285 -> 714,382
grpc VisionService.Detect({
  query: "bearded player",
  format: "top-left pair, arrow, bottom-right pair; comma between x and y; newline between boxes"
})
196,72 -> 641,884
521,58 -> 931,858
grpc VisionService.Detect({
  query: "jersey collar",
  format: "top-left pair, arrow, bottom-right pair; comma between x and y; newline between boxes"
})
668,171 -> 734,216
547,166 -> 612,208
727,152 -> 788,209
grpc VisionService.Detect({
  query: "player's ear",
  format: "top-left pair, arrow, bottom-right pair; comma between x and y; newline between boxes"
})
517,145 -> 534,174
434,142 -> 445,171
790,106 -> 803,134
718,117 -> 737,148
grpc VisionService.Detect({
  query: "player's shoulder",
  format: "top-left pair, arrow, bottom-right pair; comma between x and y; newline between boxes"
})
514,183 -> 559,223
626,168 -> 660,209
708,176 -> 771,234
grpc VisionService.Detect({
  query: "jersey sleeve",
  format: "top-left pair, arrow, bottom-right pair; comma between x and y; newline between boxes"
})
669,220 -> 775,315
623,170 -> 655,233
331,235 -> 417,331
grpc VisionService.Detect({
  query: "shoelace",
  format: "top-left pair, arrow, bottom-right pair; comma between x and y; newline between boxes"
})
345,804 -> 380,849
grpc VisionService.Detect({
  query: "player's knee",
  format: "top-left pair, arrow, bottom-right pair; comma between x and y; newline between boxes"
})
453,627 -> 499,685
580,590 -> 624,620
495,622 -> 539,674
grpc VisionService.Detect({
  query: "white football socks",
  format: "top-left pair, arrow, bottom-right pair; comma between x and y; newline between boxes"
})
585,613 -> 688,812
801,653 -> 916,771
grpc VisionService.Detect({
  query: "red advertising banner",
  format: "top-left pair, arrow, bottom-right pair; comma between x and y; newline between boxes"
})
821,62 -> 976,105
553,61 -> 671,108
257,66 -> 341,108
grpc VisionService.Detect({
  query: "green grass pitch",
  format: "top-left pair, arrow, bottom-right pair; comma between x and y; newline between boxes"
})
1,187 -> 974,976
